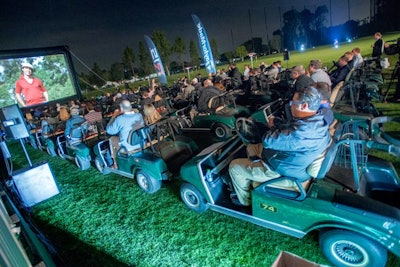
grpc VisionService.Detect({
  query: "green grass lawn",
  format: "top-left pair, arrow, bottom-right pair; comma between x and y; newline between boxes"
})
7,33 -> 400,267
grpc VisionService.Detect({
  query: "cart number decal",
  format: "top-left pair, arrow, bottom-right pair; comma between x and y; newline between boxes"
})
260,203 -> 277,212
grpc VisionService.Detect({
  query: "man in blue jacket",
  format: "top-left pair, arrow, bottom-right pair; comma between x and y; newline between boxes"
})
229,86 -> 331,206
64,107 -> 86,145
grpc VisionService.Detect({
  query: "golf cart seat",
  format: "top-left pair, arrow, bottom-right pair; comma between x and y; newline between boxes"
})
330,81 -> 345,106
67,122 -> 89,146
257,138 -> 337,200
118,127 -> 151,156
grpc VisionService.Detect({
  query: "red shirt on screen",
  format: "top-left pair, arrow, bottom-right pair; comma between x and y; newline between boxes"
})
15,74 -> 47,106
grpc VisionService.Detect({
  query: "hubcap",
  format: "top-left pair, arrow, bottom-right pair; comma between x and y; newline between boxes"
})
184,190 -> 199,207
331,240 -> 368,266
137,174 -> 149,190
215,127 -> 225,138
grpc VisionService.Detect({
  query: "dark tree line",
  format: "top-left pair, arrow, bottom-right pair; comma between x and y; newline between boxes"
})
79,0 -> 397,89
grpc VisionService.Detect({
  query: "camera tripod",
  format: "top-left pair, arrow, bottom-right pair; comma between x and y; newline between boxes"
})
383,56 -> 400,102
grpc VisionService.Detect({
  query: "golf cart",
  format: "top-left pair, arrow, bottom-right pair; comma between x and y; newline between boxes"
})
173,91 -> 250,140
56,121 -> 106,170
35,119 -> 65,157
179,116 -> 400,267
93,118 -> 199,193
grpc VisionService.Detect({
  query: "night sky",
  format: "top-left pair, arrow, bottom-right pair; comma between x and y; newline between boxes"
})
0,0 -> 369,72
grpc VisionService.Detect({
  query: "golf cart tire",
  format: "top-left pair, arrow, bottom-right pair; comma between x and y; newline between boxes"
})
180,183 -> 209,213
319,229 -> 387,267
94,156 -> 111,174
212,123 -> 232,139
75,156 -> 91,171
136,170 -> 161,194
47,146 -> 57,157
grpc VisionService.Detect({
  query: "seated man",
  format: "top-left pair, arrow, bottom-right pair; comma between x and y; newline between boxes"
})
106,100 -> 145,166
64,107 -> 86,145
315,82 -> 334,126
196,78 -> 225,113
229,86 -> 331,206
291,65 -> 315,92
329,55 -> 351,89
84,102 -> 104,134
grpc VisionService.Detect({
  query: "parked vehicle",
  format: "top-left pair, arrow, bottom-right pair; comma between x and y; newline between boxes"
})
179,119 -> 400,267
35,119 -> 65,157
93,119 -> 199,193
56,121 -> 105,170
173,91 -> 250,140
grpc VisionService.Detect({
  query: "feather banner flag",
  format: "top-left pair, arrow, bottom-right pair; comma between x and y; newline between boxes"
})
144,35 -> 167,85
192,14 -> 216,75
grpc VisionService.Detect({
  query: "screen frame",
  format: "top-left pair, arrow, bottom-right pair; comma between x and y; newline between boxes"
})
0,45 -> 82,112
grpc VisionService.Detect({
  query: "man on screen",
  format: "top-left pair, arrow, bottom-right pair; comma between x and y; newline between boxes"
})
15,62 -> 49,107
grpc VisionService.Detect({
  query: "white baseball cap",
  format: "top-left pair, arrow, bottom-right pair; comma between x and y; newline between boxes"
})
21,62 -> 34,70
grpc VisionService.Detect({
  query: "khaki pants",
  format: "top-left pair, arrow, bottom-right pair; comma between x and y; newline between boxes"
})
228,143 -> 280,206
110,136 -> 120,166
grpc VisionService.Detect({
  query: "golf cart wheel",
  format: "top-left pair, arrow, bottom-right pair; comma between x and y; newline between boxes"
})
136,170 -> 161,194
46,146 -> 57,157
180,183 -> 208,213
212,123 -> 232,139
319,229 -> 387,267
94,156 -> 110,174
75,156 -> 91,171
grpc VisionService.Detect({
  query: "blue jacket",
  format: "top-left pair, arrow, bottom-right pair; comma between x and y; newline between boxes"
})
64,115 -> 85,139
262,112 -> 331,181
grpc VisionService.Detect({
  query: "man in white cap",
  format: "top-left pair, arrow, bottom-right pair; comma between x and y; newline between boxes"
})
15,62 -> 49,107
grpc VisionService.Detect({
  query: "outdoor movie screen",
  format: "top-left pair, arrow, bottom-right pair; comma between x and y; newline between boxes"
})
0,46 -> 82,110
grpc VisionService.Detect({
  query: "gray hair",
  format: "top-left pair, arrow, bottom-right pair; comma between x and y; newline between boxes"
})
291,65 -> 305,75
297,86 -> 321,111
120,100 -> 132,112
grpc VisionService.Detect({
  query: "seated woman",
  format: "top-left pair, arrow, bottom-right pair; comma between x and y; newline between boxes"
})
143,104 -> 162,125
59,105 -> 70,122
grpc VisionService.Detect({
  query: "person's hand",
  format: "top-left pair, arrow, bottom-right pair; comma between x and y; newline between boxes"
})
112,109 -> 121,118
267,116 -> 275,128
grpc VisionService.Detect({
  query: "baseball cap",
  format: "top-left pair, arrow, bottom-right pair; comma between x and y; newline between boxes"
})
21,62 -> 34,70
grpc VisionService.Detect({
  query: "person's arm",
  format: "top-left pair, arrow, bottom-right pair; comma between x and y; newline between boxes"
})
106,113 -> 121,135
15,93 -> 26,107
64,120 -> 71,137
43,91 -> 49,102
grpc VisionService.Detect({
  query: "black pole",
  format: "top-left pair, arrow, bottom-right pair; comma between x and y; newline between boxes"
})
264,7 -> 270,54
348,0 -> 351,21
248,9 -> 255,52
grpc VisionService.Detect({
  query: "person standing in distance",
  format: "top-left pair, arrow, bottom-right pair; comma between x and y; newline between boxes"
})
371,32 -> 384,69
15,62 -> 49,107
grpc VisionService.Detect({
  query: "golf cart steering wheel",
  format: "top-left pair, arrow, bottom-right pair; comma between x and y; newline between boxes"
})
235,117 -> 264,144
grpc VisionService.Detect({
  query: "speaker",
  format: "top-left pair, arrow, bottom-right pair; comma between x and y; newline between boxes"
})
12,162 -> 59,207
283,50 -> 290,61
0,104 -> 29,139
